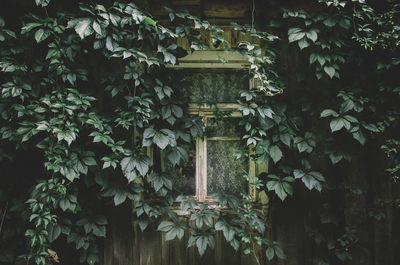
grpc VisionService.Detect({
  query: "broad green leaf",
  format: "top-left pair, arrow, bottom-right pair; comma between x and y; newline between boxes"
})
74,18 -> 93,39
288,30 -> 305,42
21,23 -> 42,34
330,118 -> 345,132
92,21 -> 102,35
266,247 -> 275,261
269,145 -> 282,163
274,246 -> 286,259
320,109 -> 338,118
298,37 -> 310,50
157,221 -> 174,232
306,30 -> 318,42
324,66 -> 335,78
113,191 -> 127,206
340,100 -> 354,113
34,29 -> 50,43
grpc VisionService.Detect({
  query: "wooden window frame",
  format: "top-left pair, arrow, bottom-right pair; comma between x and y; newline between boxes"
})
188,104 -> 256,202
167,50 -> 258,203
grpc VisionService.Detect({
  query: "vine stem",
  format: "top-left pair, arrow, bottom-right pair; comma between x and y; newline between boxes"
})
0,201 -> 8,235
251,0 -> 255,30
44,7 -> 49,18
251,240 -> 261,265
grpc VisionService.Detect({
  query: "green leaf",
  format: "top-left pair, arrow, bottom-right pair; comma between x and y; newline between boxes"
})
106,36 -> 118,52
306,30 -> 318,42
323,17 -> 337,27
74,18 -> 93,39
324,66 -> 335,78
267,180 -> 287,201
288,30 -> 305,42
330,118 -> 344,132
320,109 -> 338,118
153,131 -> 169,149
298,37 -> 310,50
113,191 -> 127,206
47,224 -> 62,242
352,129 -> 366,145
139,219 -> 149,231
92,21 -> 102,35
266,247 -> 275,261
120,155 -> 152,182
82,157 -> 97,166
34,29 -> 50,43
21,23 -> 42,34
274,246 -> 286,259
343,115 -> 358,123
157,221 -> 174,232
269,145 -> 282,163
280,134 -> 291,147
340,100 -> 355,113
143,17 -> 157,28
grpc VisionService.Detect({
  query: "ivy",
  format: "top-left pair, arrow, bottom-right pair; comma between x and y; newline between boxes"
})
0,0 -> 399,264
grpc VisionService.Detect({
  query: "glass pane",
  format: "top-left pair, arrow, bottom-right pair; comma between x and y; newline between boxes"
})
177,70 -> 249,103
206,140 -> 248,196
206,117 -> 241,137
161,143 -> 196,195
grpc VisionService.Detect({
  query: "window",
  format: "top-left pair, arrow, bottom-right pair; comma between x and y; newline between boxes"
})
161,66 -> 257,202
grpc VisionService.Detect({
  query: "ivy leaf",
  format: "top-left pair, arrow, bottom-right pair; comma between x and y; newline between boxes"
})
157,221 -> 185,240
143,17 -> 157,28
120,155 -> 152,182
74,18 -> 93,39
47,224 -> 62,242
306,30 -> 318,42
21,23 -> 42,34
323,17 -> 337,27
295,170 -> 325,191
269,145 -> 283,163
340,100 -> 355,113
139,219 -> 149,231
280,133 -> 291,147
330,118 -> 345,132
288,28 -> 305,42
298,38 -> 310,50
92,21 -> 102,35
35,0 -> 50,7
320,109 -> 338,118
324,66 -> 335,78
152,129 -> 176,149
168,146 -> 189,166
106,36 -> 118,52
191,235 -> 214,256
267,180 -> 287,200
352,128 -> 366,145
153,131 -> 170,149
266,247 -> 275,261
157,221 -> 174,232
274,246 -> 286,259
113,191 -> 128,206
34,29 -> 50,43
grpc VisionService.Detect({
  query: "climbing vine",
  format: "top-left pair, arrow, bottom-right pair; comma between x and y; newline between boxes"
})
0,0 -> 399,265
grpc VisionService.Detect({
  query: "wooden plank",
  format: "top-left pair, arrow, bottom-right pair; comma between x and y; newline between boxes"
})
203,3 -> 250,18
139,224 -> 163,265
172,0 -> 201,5
103,202 -> 134,265
178,50 -> 248,63
169,236 -> 187,265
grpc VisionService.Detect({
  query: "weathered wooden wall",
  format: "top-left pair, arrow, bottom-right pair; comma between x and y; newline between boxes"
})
103,1 -> 400,265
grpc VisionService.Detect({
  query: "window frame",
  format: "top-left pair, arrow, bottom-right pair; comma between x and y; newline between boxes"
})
188,104 -> 256,202
167,51 -> 258,203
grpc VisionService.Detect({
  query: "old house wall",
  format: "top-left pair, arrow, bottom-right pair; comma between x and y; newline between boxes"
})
103,1 -> 400,265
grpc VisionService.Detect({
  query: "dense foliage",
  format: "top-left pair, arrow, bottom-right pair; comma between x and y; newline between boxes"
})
0,0 -> 399,265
